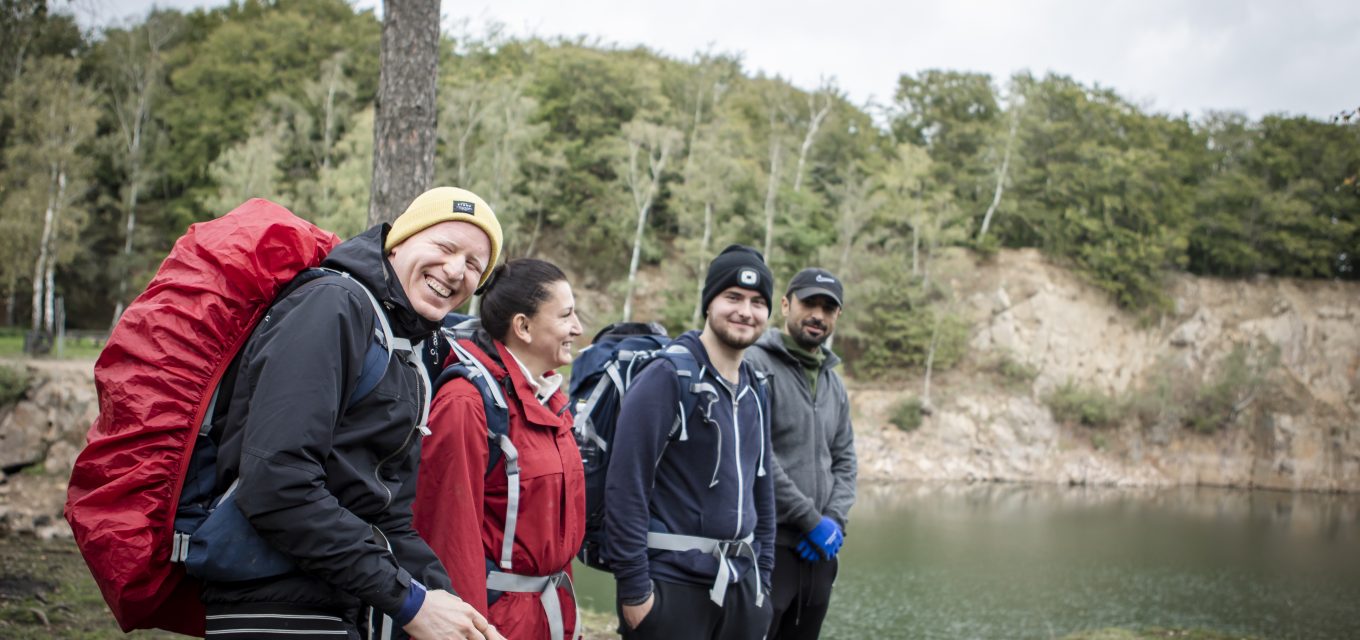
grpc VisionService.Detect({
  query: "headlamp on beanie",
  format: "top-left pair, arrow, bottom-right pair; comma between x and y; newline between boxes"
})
700,244 -> 774,318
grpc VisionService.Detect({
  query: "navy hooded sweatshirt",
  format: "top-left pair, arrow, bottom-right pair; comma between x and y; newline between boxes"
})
602,330 -> 775,604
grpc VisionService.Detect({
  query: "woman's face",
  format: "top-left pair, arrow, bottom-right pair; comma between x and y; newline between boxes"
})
517,280 -> 583,371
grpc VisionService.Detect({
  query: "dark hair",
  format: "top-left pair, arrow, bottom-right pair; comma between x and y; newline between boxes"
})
478,258 -> 569,342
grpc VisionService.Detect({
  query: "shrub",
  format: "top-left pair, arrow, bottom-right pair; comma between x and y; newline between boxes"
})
1128,343 -> 1279,433
1184,343 -> 1279,433
890,396 -> 924,432
1045,381 -> 1119,428
993,352 -> 1039,390
0,364 -> 31,408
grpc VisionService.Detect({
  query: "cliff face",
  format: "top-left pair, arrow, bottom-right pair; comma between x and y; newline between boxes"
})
853,249 -> 1360,492
1,249 -> 1357,538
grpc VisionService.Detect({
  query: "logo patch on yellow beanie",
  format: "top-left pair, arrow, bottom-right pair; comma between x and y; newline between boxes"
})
453,201 -> 476,214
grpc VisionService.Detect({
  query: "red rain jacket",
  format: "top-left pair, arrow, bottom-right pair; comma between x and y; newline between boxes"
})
414,337 -> 586,638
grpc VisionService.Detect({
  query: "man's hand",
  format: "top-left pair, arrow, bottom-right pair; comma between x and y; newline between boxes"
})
402,589 -> 507,640
621,592 -> 655,630
802,516 -> 844,561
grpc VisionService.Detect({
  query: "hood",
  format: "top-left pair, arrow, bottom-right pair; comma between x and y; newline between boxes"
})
321,224 -> 438,338
754,328 -> 842,370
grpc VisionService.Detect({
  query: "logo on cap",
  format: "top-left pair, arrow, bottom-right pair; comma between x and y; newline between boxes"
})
815,274 -> 837,284
739,268 -> 759,286
453,201 -> 476,214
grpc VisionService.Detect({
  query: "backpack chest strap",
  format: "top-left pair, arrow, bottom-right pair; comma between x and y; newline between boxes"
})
645,531 -> 762,607
485,569 -> 579,640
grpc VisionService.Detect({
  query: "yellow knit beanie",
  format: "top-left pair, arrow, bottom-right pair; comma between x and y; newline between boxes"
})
384,187 -> 503,288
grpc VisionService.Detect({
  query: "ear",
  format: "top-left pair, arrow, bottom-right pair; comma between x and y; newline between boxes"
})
781,295 -> 792,317
511,312 -> 533,344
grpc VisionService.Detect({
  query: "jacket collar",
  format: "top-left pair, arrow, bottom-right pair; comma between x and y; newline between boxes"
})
321,224 -> 439,339
755,328 -> 841,370
456,336 -> 570,429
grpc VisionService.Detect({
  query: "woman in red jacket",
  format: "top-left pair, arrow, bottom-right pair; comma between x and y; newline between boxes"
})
415,258 -> 586,640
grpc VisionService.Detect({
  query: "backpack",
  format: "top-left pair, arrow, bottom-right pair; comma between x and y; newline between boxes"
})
64,199 -> 407,636
566,322 -> 718,571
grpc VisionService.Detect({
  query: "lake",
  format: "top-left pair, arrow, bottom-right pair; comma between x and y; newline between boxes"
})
571,483 -> 1360,639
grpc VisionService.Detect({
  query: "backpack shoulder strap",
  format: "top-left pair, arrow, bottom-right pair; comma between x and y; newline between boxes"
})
657,344 -> 716,443
296,268 -> 425,414
431,335 -> 520,572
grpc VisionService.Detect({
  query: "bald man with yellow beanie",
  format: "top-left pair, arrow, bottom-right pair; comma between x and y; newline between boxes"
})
202,187 -> 508,640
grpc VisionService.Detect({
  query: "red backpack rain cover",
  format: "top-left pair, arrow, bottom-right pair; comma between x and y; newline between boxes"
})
65,199 -> 340,635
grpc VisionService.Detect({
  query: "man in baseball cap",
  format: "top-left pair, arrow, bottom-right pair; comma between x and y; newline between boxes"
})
745,267 -> 857,640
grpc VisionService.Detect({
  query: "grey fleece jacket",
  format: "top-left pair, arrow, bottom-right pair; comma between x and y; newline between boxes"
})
745,329 -> 857,546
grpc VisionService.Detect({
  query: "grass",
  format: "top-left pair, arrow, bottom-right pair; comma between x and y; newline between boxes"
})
992,351 -> 1039,390
1061,628 -> 1262,640
0,328 -> 105,360
890,396 -> 925,432
1045,381 -> 1121,428
0,536 -> 179,639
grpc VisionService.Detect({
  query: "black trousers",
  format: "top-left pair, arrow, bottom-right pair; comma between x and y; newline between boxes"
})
767,545 -> 839,640
618,575 -> 772,640
205,602 -> 360,639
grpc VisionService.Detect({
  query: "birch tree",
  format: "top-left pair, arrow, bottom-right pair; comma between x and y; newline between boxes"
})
618,119 -> 681,322
977,79 -> 1024,242
100,13 -> 178,325
792,80 -> 836,193
1,56 -> 97,346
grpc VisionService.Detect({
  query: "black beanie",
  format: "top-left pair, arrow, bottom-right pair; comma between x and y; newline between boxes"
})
701,244 -> 774,318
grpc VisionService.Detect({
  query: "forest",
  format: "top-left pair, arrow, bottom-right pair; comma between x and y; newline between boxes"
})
1,0 -> 1356,375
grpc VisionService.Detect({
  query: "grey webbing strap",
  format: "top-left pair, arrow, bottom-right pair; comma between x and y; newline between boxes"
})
497,434 -> 520,571
450,340 -> 507,411
485,569 -> 579,640
572,372 -> 614,451
327,269 -> 434,435
645,532 -> 761,606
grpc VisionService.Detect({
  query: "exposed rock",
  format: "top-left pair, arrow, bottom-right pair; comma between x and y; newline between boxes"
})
3,250 -> 1359,542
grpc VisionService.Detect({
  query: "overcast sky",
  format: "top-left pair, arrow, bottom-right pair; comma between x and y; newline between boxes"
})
81,0 -> 1359,120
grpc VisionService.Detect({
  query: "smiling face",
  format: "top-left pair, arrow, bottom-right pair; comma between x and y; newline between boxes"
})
386,220 -> 491,321
510,279 -> 583,373
783,293 -> 841,350
705,286 -> 769,351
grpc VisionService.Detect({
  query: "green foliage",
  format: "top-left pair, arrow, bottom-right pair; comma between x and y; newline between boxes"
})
1044,381 -> 1120,428
991,351 -> 1038,390
890,396 -> 924,432
0,362 -> 30,407
845,278 -> 969,378
0,1 -> 1353,342
1130,343 -> 1280,433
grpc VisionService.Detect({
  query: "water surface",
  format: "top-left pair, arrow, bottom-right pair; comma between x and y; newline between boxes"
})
572,483 -> 1360,639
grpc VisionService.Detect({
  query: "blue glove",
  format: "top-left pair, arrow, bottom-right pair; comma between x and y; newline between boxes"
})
795,537 -> 820,562
804,516 -> 844,560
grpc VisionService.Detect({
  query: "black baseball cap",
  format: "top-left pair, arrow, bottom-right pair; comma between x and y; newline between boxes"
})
786,268 -> 844,307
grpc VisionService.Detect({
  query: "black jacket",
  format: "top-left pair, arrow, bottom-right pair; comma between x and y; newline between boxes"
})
205,224 -> 452,617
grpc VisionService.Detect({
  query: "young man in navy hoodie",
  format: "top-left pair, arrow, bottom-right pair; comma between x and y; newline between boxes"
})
604,244 -> 777,640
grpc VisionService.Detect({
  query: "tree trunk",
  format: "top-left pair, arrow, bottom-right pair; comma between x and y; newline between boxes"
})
762,133 -> 781,259
692,200 -> 714,327
369,0 -> 440,226
524,208 -> 544,258
621,198 -> 652,323
922,309 -> 941,410
793,91 -> 831,193
32,165 -> 59,334
978,101 -> 1019,242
